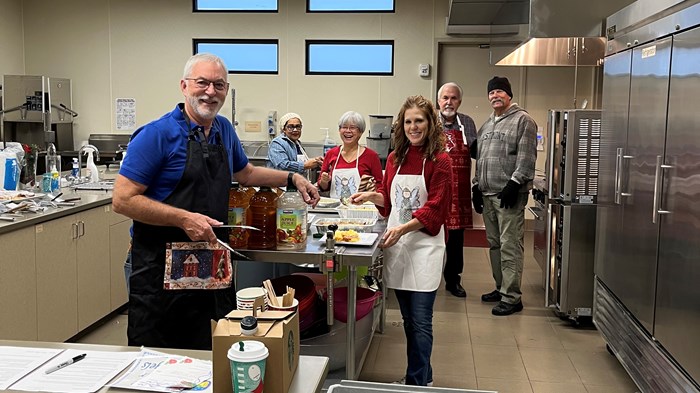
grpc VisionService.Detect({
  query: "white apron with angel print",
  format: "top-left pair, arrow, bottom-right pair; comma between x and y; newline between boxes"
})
330,145 -> 361,201
383,159 -> 445,292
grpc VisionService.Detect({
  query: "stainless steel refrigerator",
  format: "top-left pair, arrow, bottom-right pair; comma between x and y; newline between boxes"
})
541,109 -> 601,323
595,1 -> 700,391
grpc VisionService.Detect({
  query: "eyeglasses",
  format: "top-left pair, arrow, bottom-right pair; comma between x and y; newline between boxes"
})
340,125 -> 360,132
185,78 -> 229,91
285,124 -> 303,131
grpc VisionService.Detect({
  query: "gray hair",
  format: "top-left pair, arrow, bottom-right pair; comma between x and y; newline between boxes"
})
437,82 -> 463,101
338,111 -> 366,133
183,53 -> 228,78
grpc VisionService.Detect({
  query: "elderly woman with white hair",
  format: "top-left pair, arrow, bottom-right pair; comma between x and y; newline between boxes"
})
318,111 -> 384,201
267,112 -> 323,173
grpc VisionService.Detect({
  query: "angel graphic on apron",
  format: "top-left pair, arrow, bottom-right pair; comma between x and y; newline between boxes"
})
395,184 -> 421,224
330,145 -> 361,202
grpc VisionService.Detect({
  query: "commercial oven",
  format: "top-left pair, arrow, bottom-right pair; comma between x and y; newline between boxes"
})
543,109 -> 601,322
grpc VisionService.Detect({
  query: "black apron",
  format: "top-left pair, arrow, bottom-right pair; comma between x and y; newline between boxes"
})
128,106 -> 233,350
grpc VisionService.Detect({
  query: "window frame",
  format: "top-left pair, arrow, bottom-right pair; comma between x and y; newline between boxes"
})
192,0 -> 278,13
306,0 -> 395,13
193,39 -> 279,75
305,40 -> 395,76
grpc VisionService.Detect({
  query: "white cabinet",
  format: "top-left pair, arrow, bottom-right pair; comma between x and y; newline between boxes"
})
0,226 -> 38,340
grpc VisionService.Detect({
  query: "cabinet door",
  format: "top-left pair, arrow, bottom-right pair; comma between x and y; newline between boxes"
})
655,27 -> 700,384
76,206 -> 111,330
0,226 -> 38,340
621,37 -> 672,332
36,215 -> 78,342
595,50 -> 631,290
110,218 -> 131,310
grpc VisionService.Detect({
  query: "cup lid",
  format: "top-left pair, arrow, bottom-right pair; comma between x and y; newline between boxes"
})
227,340 -> 269,362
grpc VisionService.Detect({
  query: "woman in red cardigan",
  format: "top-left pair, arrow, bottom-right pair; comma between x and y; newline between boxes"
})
350,95 -> 452,386
317,111 -> 383,200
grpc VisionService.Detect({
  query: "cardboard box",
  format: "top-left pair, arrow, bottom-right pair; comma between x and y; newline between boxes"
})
212,309 -> 299,393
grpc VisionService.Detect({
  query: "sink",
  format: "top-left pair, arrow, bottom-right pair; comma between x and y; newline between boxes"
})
240,141 -> 269,157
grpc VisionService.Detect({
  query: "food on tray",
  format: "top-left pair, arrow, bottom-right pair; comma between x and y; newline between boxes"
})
334,229 -> 360,242
317,197 -> 341,208
314,218 -> 374,226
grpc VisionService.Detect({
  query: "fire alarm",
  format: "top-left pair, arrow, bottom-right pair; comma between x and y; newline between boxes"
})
419,64 -> 430,77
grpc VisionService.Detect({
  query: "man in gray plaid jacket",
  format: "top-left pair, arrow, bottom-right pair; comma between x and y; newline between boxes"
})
472,76 -> 537,316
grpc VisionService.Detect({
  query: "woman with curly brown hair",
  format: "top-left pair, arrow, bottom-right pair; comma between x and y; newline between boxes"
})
350,95 -> 453,386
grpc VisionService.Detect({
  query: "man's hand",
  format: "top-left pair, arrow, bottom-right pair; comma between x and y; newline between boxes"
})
498,180 -> 520,209
472,184 -> 483,214
292,173 -> 320,207
181,213 -> 222,243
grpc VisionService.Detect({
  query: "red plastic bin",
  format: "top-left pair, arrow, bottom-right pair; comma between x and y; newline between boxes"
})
332,287 -> 380,323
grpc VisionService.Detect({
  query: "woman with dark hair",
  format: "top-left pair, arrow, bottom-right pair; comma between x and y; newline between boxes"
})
350,95 -> 452,386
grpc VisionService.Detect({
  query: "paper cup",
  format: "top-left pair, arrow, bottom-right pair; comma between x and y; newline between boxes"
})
227,340 -> 269,393
268,297 -> 299,312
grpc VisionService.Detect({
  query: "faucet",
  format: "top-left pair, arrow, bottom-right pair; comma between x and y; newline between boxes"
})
77,144 -> 100,181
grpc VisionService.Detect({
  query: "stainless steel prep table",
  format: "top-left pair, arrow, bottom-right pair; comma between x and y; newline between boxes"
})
239,212 -> 387,380
0,340 -> 329,393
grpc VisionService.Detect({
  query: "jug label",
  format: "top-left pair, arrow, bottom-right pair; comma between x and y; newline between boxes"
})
228,207 -> 245,225
276,208 -> 305,244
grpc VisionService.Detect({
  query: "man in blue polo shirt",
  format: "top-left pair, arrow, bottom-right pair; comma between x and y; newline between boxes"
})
113,53 -> 319,350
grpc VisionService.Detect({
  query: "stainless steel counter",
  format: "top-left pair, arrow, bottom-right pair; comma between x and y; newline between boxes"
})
0,340 -> 329,393
240,212 -> 387,380
0,167 -> 121,235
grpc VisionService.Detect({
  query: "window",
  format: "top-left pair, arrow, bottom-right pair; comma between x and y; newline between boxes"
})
194,40 -> 278,74
306,40 -> 394,75
193,0 -> 277,12
307,0 -> 394,12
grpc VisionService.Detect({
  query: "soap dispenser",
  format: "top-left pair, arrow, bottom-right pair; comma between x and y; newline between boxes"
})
83,147 -> 99,183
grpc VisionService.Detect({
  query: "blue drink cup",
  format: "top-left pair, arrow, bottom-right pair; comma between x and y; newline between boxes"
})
227,340 -> 269,393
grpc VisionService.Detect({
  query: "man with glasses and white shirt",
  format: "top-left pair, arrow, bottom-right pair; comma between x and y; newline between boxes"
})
113,53 -> 319,350
267,112 -> 323,173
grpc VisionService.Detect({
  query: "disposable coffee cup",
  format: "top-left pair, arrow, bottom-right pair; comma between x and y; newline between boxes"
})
227,340 -> 269,393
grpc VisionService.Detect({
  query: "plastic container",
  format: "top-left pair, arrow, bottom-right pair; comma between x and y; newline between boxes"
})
71,158 -> 79,178
83,147 -> 99,183
276,182 -> 308,250
331,287 -> 380,323
247,186 -> 278,250
228,182 -> 251,249
336,205 -> 379,220
322,127 -> 336,155
312,217 -> 377,234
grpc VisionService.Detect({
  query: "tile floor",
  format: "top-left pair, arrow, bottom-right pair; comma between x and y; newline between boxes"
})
76,233 -> 639,392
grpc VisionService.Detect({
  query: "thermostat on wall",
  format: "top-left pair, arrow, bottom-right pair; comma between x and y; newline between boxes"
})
419,64 -> 430,77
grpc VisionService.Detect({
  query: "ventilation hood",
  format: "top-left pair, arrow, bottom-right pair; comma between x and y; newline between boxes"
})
446,0 -> 635,66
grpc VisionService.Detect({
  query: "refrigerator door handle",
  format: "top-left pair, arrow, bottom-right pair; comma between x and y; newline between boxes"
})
620,153 -> 634,198
615,148 -> 623,204
657,163 -> 674,216
653,156 -> 663,223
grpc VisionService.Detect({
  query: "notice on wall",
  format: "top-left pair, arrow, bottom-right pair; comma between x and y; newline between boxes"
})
116,98 -> 136,130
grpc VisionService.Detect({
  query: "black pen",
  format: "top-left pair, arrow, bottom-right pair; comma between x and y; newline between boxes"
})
45,353 -> 87,374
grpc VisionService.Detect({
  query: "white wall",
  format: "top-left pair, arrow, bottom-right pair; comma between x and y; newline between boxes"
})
0,0 -> 24,78
12,0 -> 599,150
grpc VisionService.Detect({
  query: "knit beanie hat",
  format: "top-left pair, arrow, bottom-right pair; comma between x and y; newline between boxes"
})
279,112 -> 302,132
487,76 -> 513,98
